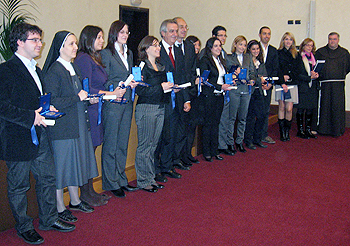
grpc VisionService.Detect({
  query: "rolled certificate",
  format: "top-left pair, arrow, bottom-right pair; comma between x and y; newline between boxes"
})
196,68 -> 200,77
275,86 -> 294,91
124,74 -> 134,87
176,82 -> 191,88
139,61 -> 145,70
43,119 -> 55,126
103,95 -> 117,100
263,77 -> 279,80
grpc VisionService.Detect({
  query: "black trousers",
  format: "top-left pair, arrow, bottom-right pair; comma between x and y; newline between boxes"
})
6,127 -> 57,233
244,90 -> 265,145
202,93 -> 224,157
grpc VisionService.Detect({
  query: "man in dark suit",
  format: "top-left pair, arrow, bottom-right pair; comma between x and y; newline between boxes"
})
0,23 -> 75,245
259,26 -> 279,144
173,17 -> 199,165
154,19 -> 191,182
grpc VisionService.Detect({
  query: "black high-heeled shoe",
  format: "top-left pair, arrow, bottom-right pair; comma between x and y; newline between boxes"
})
214,155 -> 224,160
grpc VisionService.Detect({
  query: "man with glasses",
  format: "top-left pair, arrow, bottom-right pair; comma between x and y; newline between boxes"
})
0,23 -> 75,245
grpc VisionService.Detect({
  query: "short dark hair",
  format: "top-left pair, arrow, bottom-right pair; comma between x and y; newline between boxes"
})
106,20 -> 128,55
138,35 -> 159,61
259,26 -> 271,34
186,35 -> 201,46
9,23 -> 42,53
328,32 -> 340,38
212,26 -> 226,36
78,25 -> 104,66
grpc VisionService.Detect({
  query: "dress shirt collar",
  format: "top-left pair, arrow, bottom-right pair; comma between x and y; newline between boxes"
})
161,40 -> 175,59
15,52 -> 37,70
115,43 -> 128,56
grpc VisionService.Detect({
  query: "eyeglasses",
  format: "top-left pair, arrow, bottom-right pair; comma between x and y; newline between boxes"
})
119,31 -> 130,35
179,25 -> 189,31
26,38 -> 42,43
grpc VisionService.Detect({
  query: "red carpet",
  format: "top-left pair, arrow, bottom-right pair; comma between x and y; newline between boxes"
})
1,124 -> 350,245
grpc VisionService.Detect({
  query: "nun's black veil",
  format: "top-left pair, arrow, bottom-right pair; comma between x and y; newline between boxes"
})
42,31 -> 72,75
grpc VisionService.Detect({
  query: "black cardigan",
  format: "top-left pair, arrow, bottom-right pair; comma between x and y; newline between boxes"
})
43,61 -> 89,140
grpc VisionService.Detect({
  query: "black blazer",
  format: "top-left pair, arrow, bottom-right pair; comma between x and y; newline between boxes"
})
265,45 -> 279,77
277,48 -> 300,85
0,55 -> 42,161
43,61 -> 86,140
198,54 -> 226,95
182,40 -> 198,99
160,41 -> 190,102
297,55 -> 319,93
136,59 -> 169,105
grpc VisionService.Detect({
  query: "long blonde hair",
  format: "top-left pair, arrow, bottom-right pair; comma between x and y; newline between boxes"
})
278,32 -> 298,58
231,35 -> 247,54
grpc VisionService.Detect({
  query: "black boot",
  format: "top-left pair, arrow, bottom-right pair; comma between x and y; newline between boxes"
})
278,119 -> 286,142
80,179 -> 108,207
284,119 -> 292,141
305,114 -> 317,139
296,113 -> 308,139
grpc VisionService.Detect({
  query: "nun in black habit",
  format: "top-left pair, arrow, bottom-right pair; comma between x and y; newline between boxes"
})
42,31 -> 99,222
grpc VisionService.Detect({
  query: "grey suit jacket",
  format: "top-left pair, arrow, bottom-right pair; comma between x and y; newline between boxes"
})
226,53 -> 256,94
100,48 -> 133,100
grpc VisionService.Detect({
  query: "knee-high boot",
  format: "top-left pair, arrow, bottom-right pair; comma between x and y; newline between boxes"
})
284,119 -> 292,141
296,113 -> 308,139
278,119 -> 286,142
305,114 -> 317,139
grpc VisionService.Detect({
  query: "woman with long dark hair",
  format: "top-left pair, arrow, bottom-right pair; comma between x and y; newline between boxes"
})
75,25 -> 125,206
199,37 -> 232,162
244,40 -> 269,149
100,20 -> 138,198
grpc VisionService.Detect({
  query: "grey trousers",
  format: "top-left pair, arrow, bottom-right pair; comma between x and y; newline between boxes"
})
135,104 -> 164,188
6,128 -> 57,233
101,102 -> 133,190
218,91 -> 251,148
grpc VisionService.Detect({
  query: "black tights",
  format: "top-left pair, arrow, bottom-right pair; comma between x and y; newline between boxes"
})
297,108 -> 313,116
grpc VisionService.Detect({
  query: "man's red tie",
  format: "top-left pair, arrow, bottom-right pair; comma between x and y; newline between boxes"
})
169,46 -> 175,69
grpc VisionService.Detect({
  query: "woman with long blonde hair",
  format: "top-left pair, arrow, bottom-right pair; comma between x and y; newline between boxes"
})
276,32 -> 300,141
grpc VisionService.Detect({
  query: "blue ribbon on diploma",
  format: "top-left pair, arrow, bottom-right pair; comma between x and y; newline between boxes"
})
171,90 -> 176,109
109,84 -> 128,104
97,97 -> 102,125
197,77 -> 201,96
131,88 -> 135,102
31,125 -> 39,145
109,84 -> 115,103
225,91 -> 230,103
